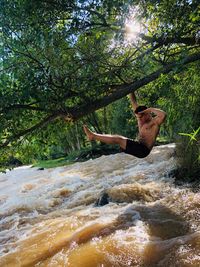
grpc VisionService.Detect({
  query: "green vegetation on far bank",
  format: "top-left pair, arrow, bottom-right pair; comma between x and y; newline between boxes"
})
33,143 -> 120,169
33,157 -> 74,169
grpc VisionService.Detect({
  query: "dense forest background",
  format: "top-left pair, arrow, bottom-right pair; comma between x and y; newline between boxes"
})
0,0 -> 199,177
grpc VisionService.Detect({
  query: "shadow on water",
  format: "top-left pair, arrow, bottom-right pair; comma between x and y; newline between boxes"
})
31,203 -> 192,266
57,202 -> 191,267
109,203 -> 191,267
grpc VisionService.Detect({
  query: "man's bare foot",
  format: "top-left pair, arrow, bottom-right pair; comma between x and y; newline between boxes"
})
83,125 -> 95,141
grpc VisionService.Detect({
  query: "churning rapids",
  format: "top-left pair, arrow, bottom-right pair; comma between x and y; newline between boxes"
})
0,144 -> 200,267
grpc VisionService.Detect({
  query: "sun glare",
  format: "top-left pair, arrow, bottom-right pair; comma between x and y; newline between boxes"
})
125,19 -> 141,42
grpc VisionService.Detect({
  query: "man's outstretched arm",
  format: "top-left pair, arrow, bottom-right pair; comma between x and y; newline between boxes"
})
129,92 -> 139,111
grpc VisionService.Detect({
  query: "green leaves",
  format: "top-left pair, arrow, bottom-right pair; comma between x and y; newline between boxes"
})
179,127 -> 200,143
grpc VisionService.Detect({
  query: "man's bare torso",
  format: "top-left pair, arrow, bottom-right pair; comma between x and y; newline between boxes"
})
129,92 -> 166,151
137,119 -> 160,150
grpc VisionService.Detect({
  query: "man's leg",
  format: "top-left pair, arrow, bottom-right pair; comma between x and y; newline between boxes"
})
83,125 -> 127,150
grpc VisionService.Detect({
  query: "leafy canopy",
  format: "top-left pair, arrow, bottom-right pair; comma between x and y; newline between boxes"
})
0,0 -> 199,149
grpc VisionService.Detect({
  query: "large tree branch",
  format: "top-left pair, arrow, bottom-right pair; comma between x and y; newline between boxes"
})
69,52 -> 200,119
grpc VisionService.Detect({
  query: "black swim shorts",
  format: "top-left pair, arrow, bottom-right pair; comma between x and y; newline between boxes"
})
121,139 -> 150,158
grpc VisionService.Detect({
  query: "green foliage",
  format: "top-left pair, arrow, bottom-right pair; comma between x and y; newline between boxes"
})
109,98 -> 137,138
138,63 -> 200,140
179,127 -> 200,144
176,127 -> 200,180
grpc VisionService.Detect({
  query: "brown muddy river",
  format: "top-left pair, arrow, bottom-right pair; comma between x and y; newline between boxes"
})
0,144 -> 199,266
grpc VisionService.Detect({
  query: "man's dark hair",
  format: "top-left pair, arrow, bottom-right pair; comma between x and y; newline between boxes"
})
134,105 -> 148,114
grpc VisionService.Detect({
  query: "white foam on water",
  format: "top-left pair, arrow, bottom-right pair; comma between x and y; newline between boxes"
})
0,144 -> 176,220
1,143 -> 199,266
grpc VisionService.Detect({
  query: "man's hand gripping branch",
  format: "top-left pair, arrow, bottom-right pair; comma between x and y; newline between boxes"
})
129,92 -> 139,112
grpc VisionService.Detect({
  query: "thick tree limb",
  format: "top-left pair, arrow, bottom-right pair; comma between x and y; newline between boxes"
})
69,52 -> 200,119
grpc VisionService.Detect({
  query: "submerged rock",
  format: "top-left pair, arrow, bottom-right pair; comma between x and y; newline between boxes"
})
95,192 -> 110,206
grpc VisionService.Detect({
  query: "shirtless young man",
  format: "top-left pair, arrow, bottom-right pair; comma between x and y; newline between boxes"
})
83,92 -> 166,158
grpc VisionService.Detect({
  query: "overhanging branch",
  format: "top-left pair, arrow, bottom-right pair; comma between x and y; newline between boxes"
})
70,52 -> 200,119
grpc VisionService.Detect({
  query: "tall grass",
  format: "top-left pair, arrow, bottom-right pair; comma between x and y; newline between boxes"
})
175,127 -> 200,181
